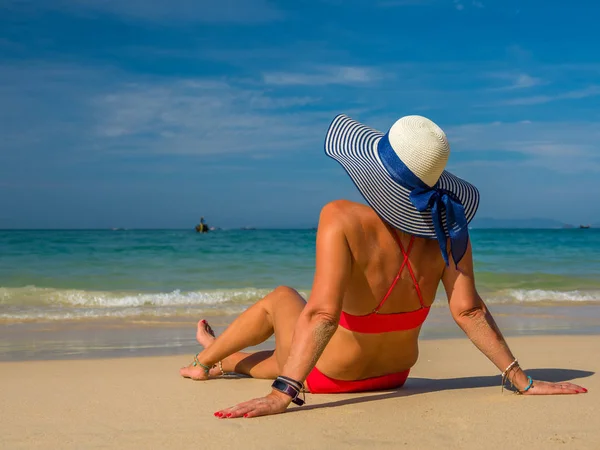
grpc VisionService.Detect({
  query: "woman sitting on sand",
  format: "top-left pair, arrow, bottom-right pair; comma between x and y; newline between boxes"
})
180,114 -> 587,418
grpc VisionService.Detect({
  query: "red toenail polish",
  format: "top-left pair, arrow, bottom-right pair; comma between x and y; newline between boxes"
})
226,413 -> 232,417
244,414 -> 249,418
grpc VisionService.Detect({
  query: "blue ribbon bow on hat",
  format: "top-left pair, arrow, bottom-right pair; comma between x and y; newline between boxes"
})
377,133 -> 469,267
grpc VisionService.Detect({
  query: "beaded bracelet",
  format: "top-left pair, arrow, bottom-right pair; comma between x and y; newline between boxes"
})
516,376 -> 534,395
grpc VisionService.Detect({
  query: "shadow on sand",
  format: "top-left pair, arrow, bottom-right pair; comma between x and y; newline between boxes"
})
286,368 -> 594,413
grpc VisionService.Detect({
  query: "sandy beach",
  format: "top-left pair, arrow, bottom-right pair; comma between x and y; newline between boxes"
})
1,334 -> 597,450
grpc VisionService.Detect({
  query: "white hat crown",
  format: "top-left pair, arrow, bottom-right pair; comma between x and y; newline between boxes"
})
387,115 -> 450,187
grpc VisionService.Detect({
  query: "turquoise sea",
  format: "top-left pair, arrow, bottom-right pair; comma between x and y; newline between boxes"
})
1,228 -> 599,360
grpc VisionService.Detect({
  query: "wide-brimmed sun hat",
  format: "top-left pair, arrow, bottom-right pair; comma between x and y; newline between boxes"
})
324,114 -> 479,266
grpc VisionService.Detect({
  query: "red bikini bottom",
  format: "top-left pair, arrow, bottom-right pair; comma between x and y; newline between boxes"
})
305,366 -> 409,394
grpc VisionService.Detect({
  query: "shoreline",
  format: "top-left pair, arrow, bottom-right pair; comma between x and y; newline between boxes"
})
2,303 -> 600,362
1,335 -> 597,449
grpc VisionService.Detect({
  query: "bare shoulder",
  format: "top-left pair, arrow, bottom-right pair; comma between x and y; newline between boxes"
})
318,200 -> 374,232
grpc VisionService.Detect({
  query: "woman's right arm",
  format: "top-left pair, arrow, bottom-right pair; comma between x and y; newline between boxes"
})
441,242 -> 586,395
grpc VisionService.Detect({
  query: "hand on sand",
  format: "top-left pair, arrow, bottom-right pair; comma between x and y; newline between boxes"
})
524,380 -> 587,395
214,390 -> 292,419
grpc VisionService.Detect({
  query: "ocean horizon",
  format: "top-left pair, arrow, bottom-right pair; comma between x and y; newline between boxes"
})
2,228 -> 599,361
2,227 -> 599,321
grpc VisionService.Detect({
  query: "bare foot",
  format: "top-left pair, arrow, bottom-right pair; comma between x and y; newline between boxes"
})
180,320 -> 221,380
180,360 -> 211,380
196,319 -> 216,348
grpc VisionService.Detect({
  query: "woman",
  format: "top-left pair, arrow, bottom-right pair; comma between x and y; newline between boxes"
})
180,114 -> 587,418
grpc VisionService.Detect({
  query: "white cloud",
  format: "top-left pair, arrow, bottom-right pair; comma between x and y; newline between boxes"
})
445,120 -> 600,172
500,85 -> 600,105
263,66 -> 383,86
2,58 -> 600,174
0,62 -> 330,161
92,79 -> 325,155
488,73 -> 543,90
511,74 -> 542,89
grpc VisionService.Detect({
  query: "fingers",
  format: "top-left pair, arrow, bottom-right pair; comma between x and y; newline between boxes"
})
557,382 -> 587,394
525,381 -> 588,395
214,395 -> 288,419
562,382 -> 587,392
214,398 -> 270,419
548,386 -> 580,395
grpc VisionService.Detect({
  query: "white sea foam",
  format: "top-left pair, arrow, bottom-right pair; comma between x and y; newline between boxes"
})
0,286 -> 311,322
0,286 -> 279,307
430,288 -> 600,306
1,285 -> 598,322
503,289 -> 600,303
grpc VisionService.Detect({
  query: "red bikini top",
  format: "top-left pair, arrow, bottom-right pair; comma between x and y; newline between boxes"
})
338,234 -> 430,334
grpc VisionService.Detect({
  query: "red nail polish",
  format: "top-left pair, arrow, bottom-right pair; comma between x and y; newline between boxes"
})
244,414 -> 249,418
213,412 -> 219,417
583,388 -> 588,393
226,413 -> 232,418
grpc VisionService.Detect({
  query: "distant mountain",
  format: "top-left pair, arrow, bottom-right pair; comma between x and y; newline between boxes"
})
470,217 -> 568,229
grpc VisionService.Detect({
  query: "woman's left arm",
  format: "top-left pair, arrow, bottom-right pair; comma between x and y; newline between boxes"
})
217,203 -> 352,418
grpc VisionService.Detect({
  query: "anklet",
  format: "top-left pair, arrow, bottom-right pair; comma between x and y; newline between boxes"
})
192,353 -> 212,375
217,360 -> 225,376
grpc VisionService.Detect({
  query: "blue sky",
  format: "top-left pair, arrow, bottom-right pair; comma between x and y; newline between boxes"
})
1,0 -> 599,229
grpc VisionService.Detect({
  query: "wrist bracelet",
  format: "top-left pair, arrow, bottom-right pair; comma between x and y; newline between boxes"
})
272,376 -> 305,406
516,376 -> 534,395
501,359 -> 518,378
278,376 -> 303,390
501,359 -> 519,392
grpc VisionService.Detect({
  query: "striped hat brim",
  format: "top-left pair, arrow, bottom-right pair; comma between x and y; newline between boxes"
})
324,114 -> 480,238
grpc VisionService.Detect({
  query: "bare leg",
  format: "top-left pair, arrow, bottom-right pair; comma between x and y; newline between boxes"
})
180,286 -> 305,380
194,319 -> 278,379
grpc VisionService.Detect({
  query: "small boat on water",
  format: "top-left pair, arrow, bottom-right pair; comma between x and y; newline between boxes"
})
579,224 -> 591,229
195,217 -> 210,233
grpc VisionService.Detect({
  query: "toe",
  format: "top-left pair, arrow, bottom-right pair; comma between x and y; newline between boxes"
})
206,323 -> 215,337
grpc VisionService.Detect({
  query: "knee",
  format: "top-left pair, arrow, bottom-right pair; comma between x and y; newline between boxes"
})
272,285 -> 298,297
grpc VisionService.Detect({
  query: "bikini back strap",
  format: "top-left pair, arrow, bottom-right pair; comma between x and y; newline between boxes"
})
373,234 -> 416,313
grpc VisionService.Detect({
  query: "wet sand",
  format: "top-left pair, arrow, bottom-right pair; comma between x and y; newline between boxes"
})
2,303 -> 600,361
